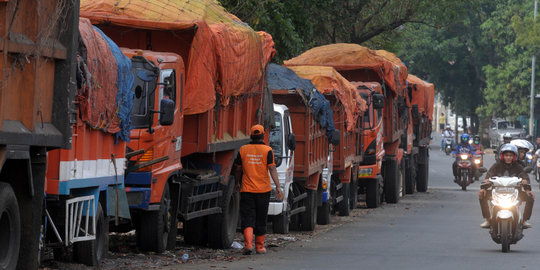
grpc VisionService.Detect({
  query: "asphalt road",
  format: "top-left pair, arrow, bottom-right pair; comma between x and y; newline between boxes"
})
181,133 -> 540,270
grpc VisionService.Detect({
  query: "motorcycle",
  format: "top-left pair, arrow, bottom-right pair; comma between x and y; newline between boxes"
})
443,137 -> 453,155
455,150 -> 474,191
481,177 -> 530,253
472,151 -> 484,181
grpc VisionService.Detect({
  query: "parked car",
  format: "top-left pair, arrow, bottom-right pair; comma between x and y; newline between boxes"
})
488,119 -> 527,148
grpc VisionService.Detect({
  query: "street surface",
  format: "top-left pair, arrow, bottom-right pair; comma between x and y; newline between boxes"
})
178,133 -> 540,270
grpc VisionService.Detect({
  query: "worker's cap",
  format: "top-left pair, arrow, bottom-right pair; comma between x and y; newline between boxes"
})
250,124 -> 265,136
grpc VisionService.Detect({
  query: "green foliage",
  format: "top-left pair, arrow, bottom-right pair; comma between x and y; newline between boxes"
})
220,0 -> 472,62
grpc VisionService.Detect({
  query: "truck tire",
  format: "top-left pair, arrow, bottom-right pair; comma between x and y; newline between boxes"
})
384,159 -> 400,204
405,158 -> 416,194
416,162 -> 429,192
183,217 -> 208,246
137,182 -> 172,253
349,178 -> 358,210
166,182 -> 180,250
316,201 -> 331,225
0,183 -> 20,270
366,176 -> 382,208
337,182 -> 351,216
74,203 -> 108,266
208,176 -> 240,249
300,189 -> 317,231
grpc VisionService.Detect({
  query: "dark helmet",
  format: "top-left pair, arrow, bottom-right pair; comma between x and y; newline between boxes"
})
473,135 -> 480,144
499,143 -> 518,162
461,133 -> 470,144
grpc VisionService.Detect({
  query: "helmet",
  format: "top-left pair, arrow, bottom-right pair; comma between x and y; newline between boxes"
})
510,139 -> 534,152
473,135 -> 480,144
460,133 -> 470,144
499,143 -> 518,162
503,133 -> 512,140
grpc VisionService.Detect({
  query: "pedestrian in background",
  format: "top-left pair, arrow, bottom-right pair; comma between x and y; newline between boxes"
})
234,124 -> 282,255
439,113 -> 446,131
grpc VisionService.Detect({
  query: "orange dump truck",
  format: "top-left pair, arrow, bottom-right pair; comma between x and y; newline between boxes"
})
267,63 -> 338,231
288,65 -> 366,217
405,75 -> 435,192
0,1 -> 78,269
80,0 -> 275,251
286,44 -> 409,207
43,18 -> 135,267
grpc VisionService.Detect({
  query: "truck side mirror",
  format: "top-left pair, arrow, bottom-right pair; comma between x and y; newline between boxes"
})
159,99 -> 175,126
372,93 -> 384,109
288,133 -> 296,151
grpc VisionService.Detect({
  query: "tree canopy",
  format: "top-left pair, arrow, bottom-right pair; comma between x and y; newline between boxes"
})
221,0 -> 540,127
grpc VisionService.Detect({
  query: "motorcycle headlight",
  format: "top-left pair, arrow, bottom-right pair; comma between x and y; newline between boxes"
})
460,154 -> 469,160
526,153 -> 533,160
492,190 -> 519,209
474,159 -> 481,164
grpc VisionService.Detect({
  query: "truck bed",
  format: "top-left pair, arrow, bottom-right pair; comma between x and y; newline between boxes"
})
0,0 -> 78,148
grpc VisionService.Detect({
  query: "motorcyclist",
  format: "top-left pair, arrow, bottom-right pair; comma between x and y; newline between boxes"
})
495,133 -> 513,161
441,125 -> 455,150
478,144 -> 534,228
510,139 -> 534,178
471,135 -> 484,152
452,133 -> 476,182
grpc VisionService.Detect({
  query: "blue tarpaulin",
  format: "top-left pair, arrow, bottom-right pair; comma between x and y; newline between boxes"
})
94,26 -> 135,142
267,63 -> 336,139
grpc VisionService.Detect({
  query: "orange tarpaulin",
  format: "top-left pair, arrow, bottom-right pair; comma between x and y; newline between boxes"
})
407,74 -> 435,121
288,66 -> 367,132
80,0 -> 275,115
78,18 -> 119,134
284,44 -> 406,95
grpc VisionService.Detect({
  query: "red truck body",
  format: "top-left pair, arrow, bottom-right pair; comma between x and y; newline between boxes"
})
285,44 -> 410,205
287,65 -> 366,215
0,1 -> 78,268
272,90 -> 329,190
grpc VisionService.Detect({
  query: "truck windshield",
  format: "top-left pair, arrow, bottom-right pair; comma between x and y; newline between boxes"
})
498,121 -> 522,129
269,112 -> 283,167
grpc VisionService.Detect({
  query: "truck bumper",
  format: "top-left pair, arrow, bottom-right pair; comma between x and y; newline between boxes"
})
358,164 -> 379,178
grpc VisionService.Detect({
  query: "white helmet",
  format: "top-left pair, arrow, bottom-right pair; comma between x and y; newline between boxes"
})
503,133 -> 512,140
510,139 -> 534,151
499,144 -> 518,162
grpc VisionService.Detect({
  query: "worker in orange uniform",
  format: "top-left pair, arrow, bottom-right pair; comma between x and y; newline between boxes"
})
234,124 -> 282,255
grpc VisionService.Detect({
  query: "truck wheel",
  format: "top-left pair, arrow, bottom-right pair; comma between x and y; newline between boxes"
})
417,162 -> 429,192
349,178 -> 358,210
272,187 -> 293,233
166,183 -> 180,250
366,176 -> 382,208
183,217 -> 208,245
0,183 -> 20,270
300,189 -> 317,231
405,159 -> 415,194
384,159 -> 400,204
316,201 -> 331,225
208,176 -> 240,249
75,203 -> 108,266
137,182 -> 172,253
337,182 -> 351,216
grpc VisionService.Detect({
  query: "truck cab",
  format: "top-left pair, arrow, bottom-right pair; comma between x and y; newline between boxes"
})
355,82 -> 386,208
120,49 -> 183,253
268,104 -> 295,232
